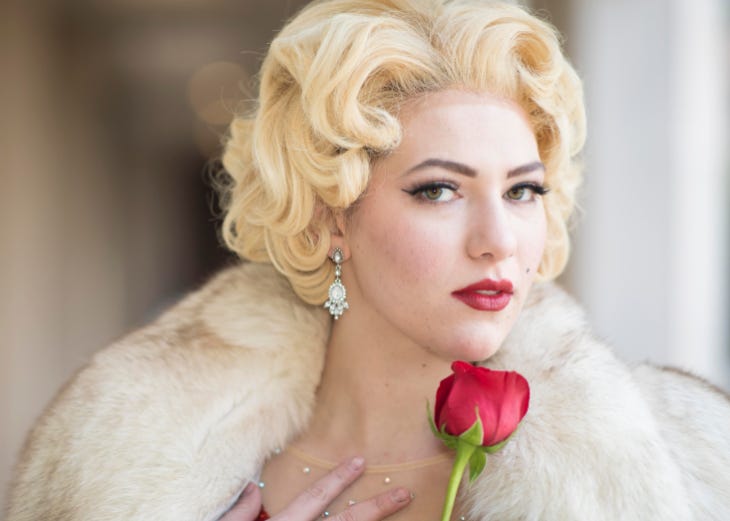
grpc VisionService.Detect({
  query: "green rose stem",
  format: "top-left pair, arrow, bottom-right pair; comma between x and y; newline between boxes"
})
429,405 -> 487,521
440,439 -> 477,521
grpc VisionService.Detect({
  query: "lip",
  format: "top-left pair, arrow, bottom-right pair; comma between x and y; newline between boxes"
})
452,279 -> 514,311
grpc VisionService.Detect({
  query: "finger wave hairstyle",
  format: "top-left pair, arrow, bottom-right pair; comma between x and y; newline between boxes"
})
217,0 -> 586,305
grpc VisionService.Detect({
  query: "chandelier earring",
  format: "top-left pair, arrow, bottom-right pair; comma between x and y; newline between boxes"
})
324,247 -> 348,320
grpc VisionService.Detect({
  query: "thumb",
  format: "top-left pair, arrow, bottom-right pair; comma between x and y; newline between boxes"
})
219,482 -> 263,521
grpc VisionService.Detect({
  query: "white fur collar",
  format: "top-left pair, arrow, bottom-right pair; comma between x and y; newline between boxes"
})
10,261 -> 722,521
192,262 -> 691,519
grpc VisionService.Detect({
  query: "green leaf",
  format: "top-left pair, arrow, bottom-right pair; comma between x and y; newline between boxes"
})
459,409 -> 484,447
426,401 -> 440,437
483,425 -> 522,454
468,449 -> 487,482
441,437 -> 458,450
428,400 -> 462,450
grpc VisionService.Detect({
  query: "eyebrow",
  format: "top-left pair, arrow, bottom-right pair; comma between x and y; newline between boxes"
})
403,158 -> 545,178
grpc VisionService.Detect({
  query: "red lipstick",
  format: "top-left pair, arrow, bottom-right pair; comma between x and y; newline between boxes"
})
452,279 -> 513,311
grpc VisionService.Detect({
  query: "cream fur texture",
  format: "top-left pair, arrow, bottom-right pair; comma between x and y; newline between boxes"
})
6,262 -> 730,520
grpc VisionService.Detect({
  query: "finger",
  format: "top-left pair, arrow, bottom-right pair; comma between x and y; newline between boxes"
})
276,456 -> 365,519
332,487 -> 413,521
220,482 -> 263,521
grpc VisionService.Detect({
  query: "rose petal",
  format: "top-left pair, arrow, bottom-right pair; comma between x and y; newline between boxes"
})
451,360 -> 473,374
434,362 -> 530,445
434,373 -> 455,426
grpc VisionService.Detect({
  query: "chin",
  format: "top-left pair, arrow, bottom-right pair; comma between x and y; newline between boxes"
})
433,336 -> 503,363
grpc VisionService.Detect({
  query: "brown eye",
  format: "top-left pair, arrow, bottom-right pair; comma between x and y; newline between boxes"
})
424,187 -> 444,200
507,187 -> 527,200
406,182 -> 458,203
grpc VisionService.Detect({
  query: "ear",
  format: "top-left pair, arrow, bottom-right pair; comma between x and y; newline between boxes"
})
328,211 -> 351,260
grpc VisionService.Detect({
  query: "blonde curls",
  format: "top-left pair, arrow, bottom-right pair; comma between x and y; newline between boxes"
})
217,0 -> 586,304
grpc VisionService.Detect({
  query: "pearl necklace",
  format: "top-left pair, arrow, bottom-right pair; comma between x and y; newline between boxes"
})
258,447 -> 468,520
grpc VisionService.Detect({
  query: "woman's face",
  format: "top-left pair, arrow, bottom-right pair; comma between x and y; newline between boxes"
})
336,89 -> 547,362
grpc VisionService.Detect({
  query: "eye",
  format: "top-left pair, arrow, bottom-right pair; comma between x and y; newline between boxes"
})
506,186 -> 529,201
405,182 -> 459,203
422,185 -> 452,202
505,182 -> 549,202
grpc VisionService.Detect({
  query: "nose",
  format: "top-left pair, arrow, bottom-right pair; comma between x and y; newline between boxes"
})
465,198 -> 517,261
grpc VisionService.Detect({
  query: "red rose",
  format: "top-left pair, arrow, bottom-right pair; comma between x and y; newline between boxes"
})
434,361 -> 530,446
430,361 -> 530,521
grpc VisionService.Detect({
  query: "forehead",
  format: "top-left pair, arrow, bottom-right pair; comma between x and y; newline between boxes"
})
383,89 -> 539,171
399,89 -> 531,126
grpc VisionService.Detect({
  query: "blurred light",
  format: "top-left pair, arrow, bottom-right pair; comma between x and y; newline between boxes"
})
193,120 -> 226,158
187,61 -> 247,126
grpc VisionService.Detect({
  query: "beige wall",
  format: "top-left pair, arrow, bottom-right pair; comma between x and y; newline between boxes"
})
2,3 -> 133,508
561,0 -> 729,384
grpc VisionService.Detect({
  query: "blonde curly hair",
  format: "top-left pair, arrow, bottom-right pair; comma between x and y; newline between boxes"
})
217,0 -> 586,305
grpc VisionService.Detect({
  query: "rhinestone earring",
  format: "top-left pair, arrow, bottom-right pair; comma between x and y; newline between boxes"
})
324,248 -> 348,320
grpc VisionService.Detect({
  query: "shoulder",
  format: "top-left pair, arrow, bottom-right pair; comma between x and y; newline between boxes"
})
470,282 -> 694,520
632,363 -> 730,413
83,261 -> 330,402
632,364 -> 730,518
6,262 -> 329,521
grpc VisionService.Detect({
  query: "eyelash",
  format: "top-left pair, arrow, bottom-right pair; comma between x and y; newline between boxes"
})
507,182 -> 550,201
404,181 -> 550,203
404,181 -> 459,203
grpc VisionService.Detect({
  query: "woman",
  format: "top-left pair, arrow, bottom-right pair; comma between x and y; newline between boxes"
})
6,1 -> 730,520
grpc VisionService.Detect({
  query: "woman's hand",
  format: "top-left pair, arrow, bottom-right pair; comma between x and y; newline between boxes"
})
220,457 -> 412,521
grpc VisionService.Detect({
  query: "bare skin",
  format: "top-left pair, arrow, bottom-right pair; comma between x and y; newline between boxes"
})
220,457 -> 412,521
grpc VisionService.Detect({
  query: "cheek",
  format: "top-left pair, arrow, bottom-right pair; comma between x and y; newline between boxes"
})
530,226 -> 548,265
519,212 -> 548,274
366,214 -> 448,285
349,207 -> 454,328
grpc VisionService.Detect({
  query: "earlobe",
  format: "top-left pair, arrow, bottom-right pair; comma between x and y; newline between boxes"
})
328,212 -> 351,260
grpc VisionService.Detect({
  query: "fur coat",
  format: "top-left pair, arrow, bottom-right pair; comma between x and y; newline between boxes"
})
6,262 -> 730,521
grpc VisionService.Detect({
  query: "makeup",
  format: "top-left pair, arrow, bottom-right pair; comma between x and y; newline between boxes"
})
452,279 -> 513,311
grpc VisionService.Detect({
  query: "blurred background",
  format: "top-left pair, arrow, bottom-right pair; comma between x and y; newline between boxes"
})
1,0 -> 728,509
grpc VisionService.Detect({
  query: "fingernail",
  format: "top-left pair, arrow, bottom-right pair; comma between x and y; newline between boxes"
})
350,456 -> 364,470
391,488 -> 411,503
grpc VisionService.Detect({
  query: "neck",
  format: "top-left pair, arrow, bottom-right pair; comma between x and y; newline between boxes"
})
297,308 -> 453,465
